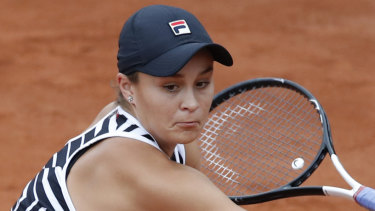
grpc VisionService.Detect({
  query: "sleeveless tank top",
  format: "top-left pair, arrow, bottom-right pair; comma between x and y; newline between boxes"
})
12,106 -> 186,211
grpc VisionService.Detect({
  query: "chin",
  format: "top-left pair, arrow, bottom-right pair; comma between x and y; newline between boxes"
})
177,131 -> 200,144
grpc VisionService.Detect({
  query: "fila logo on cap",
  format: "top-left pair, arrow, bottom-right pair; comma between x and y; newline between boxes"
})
169,20 -> 191,36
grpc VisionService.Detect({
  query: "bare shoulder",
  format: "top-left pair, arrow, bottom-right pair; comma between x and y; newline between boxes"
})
67,137 -> 163,210
67,137 -> 244,211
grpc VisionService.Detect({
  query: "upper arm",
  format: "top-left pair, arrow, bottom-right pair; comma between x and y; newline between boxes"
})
129,141 -> 243,211
137,163 -> 245,211
68,137 -> 244,211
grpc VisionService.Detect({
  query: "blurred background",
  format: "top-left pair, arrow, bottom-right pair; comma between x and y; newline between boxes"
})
1,0 -> 375,210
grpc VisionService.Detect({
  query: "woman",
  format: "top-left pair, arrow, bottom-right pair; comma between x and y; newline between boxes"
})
12,5 -> 245,211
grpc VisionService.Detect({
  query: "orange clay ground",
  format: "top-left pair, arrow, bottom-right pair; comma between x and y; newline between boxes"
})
1,0 -> 375,210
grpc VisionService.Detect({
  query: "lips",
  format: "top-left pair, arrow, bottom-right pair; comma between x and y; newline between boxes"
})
175,121 -> 200,128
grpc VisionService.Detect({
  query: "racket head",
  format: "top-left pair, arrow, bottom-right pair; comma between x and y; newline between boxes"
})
199,78 -> 332,203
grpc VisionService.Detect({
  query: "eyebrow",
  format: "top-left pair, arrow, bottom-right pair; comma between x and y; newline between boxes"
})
173,66 -> 213,78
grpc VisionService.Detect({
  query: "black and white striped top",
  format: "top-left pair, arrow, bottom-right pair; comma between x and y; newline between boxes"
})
12,106 -> 185,211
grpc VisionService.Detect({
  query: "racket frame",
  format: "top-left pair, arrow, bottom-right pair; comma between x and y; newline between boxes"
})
205,78 -> 363,205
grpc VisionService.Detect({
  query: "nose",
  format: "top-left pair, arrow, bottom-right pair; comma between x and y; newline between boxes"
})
180,88 -> 199,112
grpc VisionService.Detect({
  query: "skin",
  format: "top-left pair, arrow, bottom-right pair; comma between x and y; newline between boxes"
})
123,51 -> 215,157
67,50 -> 245,210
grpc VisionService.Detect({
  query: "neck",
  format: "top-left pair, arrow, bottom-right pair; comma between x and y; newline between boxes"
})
159,144 -> 177,158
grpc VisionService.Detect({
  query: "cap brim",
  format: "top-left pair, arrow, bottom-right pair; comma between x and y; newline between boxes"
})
137,42 -> 233,77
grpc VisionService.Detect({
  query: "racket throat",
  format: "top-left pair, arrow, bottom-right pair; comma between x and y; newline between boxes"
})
331,154 -> 361,190
322,186 -> 356,200
321,154 -> 362,200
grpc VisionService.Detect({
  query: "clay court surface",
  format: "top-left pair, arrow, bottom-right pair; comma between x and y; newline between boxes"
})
1,0 -> 375,210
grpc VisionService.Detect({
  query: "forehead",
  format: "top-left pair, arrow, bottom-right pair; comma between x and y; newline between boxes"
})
173,49 -> 214,76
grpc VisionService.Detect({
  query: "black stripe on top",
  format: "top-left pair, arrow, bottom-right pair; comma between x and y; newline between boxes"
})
55,145 -> 68,167
84,128 -> 96,144
142,134 -> 155,142
170,151 -> 184,164
44,157 -> 53,169
69,137 -> 82,157
47,168 -> 69,210
178,152 -> 184,164
96,115 -> 110,137
17,177 -> 35,210
171,152 -> 176,162
124,124 -> 138,132
116,114 -> 128,129
34,170 -> 54,210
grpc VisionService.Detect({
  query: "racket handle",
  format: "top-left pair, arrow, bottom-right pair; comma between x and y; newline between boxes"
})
355,186 -> 375,211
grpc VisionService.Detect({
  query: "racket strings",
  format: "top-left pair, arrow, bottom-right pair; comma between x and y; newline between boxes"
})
236,88 -> 317,189
234,87 -> 320,165
199,85 -> 324,196
255,87 -> 321,148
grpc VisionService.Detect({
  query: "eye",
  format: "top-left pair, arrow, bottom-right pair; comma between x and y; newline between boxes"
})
196,81 -> 210,89
163,84 -> 179,92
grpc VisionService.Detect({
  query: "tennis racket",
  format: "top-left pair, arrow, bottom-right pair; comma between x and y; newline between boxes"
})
198,78 -> 375,210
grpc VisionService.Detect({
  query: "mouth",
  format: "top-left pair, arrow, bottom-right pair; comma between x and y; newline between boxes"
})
175,121 -> 200,128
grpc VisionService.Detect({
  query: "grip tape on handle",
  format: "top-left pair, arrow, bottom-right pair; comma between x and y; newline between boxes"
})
355,186 -> 375,211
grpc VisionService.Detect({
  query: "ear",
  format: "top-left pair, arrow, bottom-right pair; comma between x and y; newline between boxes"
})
117,73 -> 134,103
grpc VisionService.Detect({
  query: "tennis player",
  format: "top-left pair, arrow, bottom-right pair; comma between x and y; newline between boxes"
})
12,5 -> 245,211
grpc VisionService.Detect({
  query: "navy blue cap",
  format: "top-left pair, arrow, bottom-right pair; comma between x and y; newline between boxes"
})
117,5 -> 233,77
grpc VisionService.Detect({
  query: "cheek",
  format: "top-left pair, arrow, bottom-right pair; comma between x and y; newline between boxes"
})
203,85 -> 215,108
199,88 -> 215,119
135,88 -> 175,125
